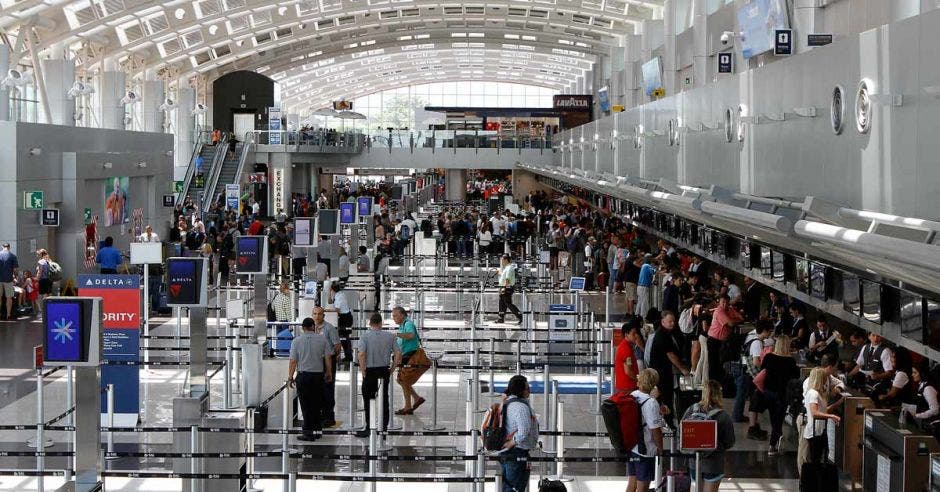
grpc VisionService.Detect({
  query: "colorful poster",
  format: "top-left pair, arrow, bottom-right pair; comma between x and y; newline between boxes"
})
104,176 -> 129,227
225,184 -> 240,213
78,275 -> 140,415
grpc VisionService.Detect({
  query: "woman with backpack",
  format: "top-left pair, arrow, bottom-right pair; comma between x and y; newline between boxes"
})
35,249 -> 58,302
682,379 -> 736,491
497,375 -> 538,492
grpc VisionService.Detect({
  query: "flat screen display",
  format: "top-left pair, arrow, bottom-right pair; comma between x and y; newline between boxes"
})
236,236 -> 265,274
44,300 -> 85,362
339,202 -> 356,225
294,217 -> 313,246
318,209 -> 339,235
760,248 -> 772,276
771,250 -> 785,282
810,262 -> 827,300
861,279 -> 882,324
843,272 -> 861,316
641,57 -> 664,96
569,277 -> 586,291
392,185 -> 404,201
795,258 -> 810,293
899,290 -> 924,342
166,258 -> 204,306
736,0 -> 789,59
927,298 -> 940,351
357,197 -> 373,218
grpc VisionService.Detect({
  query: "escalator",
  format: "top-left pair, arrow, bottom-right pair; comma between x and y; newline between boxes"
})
178,137 -> 226,206
202,137 -> 252,213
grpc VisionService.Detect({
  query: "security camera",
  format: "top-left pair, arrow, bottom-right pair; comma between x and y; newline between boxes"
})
120,90 -> 139,105
720,31 -> 740,47
192,103 -> 207,115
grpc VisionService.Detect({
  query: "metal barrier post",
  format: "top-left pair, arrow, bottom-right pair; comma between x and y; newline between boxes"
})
106,384 -> 115,456
516,339 -> 522,374
190,425 -> 199,492
475,438 -> 485,492
464,396 -> 474,477
555,400 -> 567,480
386,366 -> 402,431
425,358 -> 444,431
176,307 -> 183,359
287,471 -> 296,492
278,382 -> 297,454
35,367 -> 45,492
489,338 -> 496,396
542,364 -> 550,445
545,378 -> 558,454
369,382 -> 379,492
345,350 -> 359,430
246,408 -> 257,492
66,365 -> 74,480
471,343 -> 480,413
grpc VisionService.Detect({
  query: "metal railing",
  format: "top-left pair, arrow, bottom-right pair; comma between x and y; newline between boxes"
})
176,125 -> 205,207
364,129 -> 555,155
198,135 -> 231,214
249,129 -> 365,152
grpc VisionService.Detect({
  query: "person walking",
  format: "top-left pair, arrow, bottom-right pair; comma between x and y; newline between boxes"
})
95,237 -> 122,274
328,282 -> 353,363
635,255 -> 656,316
683,380 -> 736,492
287,317 -> 333,442
393,306 -> 426,414
356,312 -> 402,438
760,335 -> 800,454
498,375 -> 539,492
35,249 -> 55,306
627,368 -> 665,492
312,306 -> 342,428
0,243 -> 20,321
496,254 -> 522,324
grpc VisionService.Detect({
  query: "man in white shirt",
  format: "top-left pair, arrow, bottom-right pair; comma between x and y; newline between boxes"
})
848,332 -> 894,383
251,200 -> 261,217
137,225 -> 160,243
629,368 -> 664,492
496,254 -> 522,324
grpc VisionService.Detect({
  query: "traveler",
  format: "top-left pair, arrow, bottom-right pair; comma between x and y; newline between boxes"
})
759,335 -> 799,454
736,320 -> 774,426
137,225 -> 160,243
356,312 -> 402,438
847,332 -> 895,385
683,379 -> 736,492
803,367 -> 841,463
329,282 -> 353,363
287,317 -> 334,441
96,236 -> 122,274
313,306 -> 342,427
647,311 -> 690,424
614,316 -> 643,393
337,247 -> 350,282
635,256 -> 656,316
35,249 -> 55,304
271,282 -> 293,326
393,306 -> 426,414
498,375 -> 539,492
627,368 -> 665,492
496,254 -> 522,324
798,354 -> 846,467
622,257 -> 640,315
706,294 -> 743,381
356,246 -> 370,272
477,222 -> 493,256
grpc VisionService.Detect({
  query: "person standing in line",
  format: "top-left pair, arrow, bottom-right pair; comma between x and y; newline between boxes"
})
614,316 -> 642,393
706,294 -> 743,381
287,317 -> 333,442
627,368 -> 665,492
496,254 -> 522,324
392,306 -> 425,414
761,335 -> 800,454
312,306 -> 342,427
682,380 -> 736,492
635,255 -> 657,316
337,247 -> 350,283
328,283 -> 353,364
96,237 -> 122,274
647,311 -> 690,425
498,375 -> 539,492
356,312 -> 402,438
803,367 -> 841,464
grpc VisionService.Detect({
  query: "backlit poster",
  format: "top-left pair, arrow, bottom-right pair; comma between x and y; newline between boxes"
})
340,202 -> 356,224
236,236 -> 266,274
104,176 -> 129,226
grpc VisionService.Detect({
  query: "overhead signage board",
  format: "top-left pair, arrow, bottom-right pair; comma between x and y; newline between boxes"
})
235,236 -> 269,274
774,29 -> 793,56
808,34 -> 833,47
552,95 -> 592,111
41,209 -> 59,226
225,184 -> 240,213
165,258 -> 208,307
717,52 -> 733,74
78,276 -> 139,414
269,106 -> 282,145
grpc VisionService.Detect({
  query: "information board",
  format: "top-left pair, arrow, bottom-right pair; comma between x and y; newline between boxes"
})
680,419 -> 718,451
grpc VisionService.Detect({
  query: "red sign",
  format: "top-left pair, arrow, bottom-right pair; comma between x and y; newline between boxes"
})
79,288 -> 140,329
33,345 -> 43,370
680,420 -> 718,451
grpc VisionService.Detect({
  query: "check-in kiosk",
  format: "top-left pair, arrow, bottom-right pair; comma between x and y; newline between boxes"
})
45,297 -> 103,492
840,396 -> 876,489
548,304 -> 577,370
863,409 -> 940,492
235,236 -> 269,408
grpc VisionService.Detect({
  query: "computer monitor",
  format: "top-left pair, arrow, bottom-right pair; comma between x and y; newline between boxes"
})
318,209 -> 340,235
165,257 -> 209,307
339,202 -> 356,225
235,236 -> 269,274
357,196 -> 374,219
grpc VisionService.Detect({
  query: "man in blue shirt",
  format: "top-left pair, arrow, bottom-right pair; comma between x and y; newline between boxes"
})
0,243 -> 19,320
96,236 -> 122,274
635,255 -> 657,317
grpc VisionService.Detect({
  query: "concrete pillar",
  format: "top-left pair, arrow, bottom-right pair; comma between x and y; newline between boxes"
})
0,45 -> 8,121
445,169 -> 467,202
174,82 -> 195,181
624,34 -> 641,109
41,57 -> 76,126
141,72 -> 165,133
692,0 -> 708,88
663,0 -> 677,95
98,61 -> 126,130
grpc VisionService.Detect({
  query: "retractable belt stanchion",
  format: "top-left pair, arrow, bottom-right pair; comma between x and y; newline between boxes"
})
544,378 -> 558,455
554,400 -> 569,481
344,351 -> 358,431
425,356 -> 444,431
190,425 -> 200,492
287,471 -> 297,492
106,384 -> 116,459
278,381 -> 297,454
368,382 -> 380,492
465,384 -> 474,478
488,338 -> 496,396
246,407 -> 259,492
386,365 -> 402,432
515,340 -> 522,374
542,363 -> 550,448
35,366 -> 45,492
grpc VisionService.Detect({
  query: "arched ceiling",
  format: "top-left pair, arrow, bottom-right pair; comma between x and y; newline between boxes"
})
0,0 -> 663,107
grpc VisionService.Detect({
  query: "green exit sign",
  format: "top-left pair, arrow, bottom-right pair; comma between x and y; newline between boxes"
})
174,181 -> 184,193
23,191 -> 44,210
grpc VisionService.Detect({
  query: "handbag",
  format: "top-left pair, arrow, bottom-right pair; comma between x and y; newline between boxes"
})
397,325 -> 430,385
753,369 -> 768,393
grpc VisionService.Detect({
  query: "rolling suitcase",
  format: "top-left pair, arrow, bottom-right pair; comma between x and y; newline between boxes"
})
799,460 -> 838,492
536,442 -> 566,492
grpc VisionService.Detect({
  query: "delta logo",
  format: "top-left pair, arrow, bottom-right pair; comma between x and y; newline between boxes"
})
169,284 -> 182,297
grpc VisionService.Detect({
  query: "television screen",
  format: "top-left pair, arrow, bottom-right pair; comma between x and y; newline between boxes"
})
236,236 -> 266,274
736,0 -> 789,59
641,57 -> 664,96
357,196 -> 373,218
318,209 -> 339,235
843,272 -> 861,316
166,258 -> 204,306
771,250 -> 785,282
339,202 -> 356,225
810,262 -> 827,300
927,298 -> 940,351
861,279 -> 882,324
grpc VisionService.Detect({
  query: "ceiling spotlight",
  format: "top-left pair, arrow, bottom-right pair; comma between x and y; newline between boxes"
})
120,90 -> 139,105
2,69 -> 32,88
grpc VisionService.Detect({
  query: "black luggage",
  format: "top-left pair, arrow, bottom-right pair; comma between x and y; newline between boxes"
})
600,399 -> 626,454
674,387 -> 702,424
536,442 -> 566,492
154,284 -> 172,315
799,461 -> 838,492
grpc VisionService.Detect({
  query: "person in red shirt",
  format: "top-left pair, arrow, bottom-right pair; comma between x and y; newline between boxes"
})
706,294 -> 744,381
614,316 -> 643,393
247,218 -> 264,236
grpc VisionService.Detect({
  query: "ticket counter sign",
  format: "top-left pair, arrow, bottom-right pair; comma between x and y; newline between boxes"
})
680,419 -> 718,451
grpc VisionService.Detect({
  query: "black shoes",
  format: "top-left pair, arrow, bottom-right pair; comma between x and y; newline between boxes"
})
747,426 -> 768,441
322,419 -> 337,428
297,434 -> 320,442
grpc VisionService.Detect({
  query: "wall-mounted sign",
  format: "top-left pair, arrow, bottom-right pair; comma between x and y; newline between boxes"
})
162,194 -> 175,207
774,29 -> 793,56
41,209 -> 59,226
225,184 -> 240,212
552,95 -> 592,110
808,34 -> 833,47
23,190 -> 44,210
717,52 -> 733,74
269,107 -> 281,145
248,173 -> 267,184
272,167 -> 285,214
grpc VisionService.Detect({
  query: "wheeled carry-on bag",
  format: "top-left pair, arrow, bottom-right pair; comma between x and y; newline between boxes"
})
799,460 -> 838,492
537,442 -> 566,492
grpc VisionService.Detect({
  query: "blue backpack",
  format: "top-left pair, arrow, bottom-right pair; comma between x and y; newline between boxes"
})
400,224 -> 411,240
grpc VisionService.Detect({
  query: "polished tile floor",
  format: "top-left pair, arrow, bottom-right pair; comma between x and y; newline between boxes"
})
0,254 -> 804,491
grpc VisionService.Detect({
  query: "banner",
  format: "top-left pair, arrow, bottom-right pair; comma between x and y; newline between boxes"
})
269,107 -> 282,145
104,176 -> 129,227
225,184 -> 240,213
79,275 -> 140,415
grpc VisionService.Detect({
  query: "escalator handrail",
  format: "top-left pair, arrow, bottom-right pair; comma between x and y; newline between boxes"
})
176,124 -> 204,206
200,135 -> 231,214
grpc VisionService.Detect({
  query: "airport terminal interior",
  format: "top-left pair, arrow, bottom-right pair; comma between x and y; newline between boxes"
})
1,0 -> 940,491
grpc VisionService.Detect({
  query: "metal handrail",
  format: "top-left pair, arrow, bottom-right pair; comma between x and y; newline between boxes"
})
199,135 -> 231,214
176,124 -> 204,206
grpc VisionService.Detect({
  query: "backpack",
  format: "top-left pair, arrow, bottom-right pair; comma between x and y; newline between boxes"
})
786,378 -> 806,418
566,232 -> 580,253
481,399 -> 527,452
678,307 -> 694,334
266,293 -> 279,322
684,404 -> 724,455
46,260 -> 62,282
400,224 -> 411,240
601,391 -> 652,454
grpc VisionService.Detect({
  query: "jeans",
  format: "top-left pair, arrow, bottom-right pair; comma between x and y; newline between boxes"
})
500,447 -> 530,492
764,389 -> 786,446
733,369 -> 753,420
456,237 -> 467,257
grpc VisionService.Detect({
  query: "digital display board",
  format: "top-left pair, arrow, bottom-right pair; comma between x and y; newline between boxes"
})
391,185 -> 404,201
357,196 -> 374,218
340,202 -> 356,225
843,272 -> 861,316
166,258 -> 207,307
861,279 -> 882,324
236,236 -> 268,274
810,262 -> 828,300
294,217 -> 314,247
45,300 -> 84,362
318,209 -> 339,235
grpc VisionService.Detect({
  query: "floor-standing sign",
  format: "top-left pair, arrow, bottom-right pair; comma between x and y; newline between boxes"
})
548,304 -> 577,368
78,275 -> 141,422
225,184 -> 240,213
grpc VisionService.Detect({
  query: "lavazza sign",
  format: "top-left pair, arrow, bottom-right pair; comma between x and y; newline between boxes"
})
553,96 -> 592,109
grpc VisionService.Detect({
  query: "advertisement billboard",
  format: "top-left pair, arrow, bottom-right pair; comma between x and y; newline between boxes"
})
736,0 -> 789,59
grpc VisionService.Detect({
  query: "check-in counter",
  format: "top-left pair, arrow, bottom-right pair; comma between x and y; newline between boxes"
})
930,453 -> 940,491
841,396 -> 876,490
863,409 -> 940,492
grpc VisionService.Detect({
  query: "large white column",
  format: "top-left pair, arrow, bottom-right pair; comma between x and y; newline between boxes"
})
98,59 -> 126,130
141,70 -> 165,133
270,153 -> 292,216
174,81 -> 196,181
662,0 -> 678,95
445,169 -> 467,202
0,45 -> 8,121
624,34 -> 641,108
40,56 -> 76,126
691,0 -> 708,88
